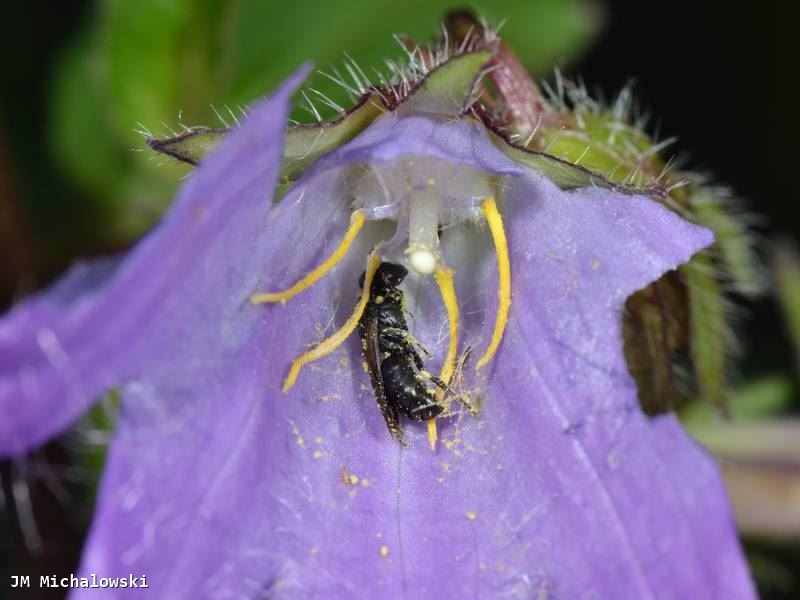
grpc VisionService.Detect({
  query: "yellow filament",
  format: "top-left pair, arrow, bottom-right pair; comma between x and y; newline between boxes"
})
435,267 -> 460,385
426,414 -> 438,451
251,211 -> 366,305
427,267 -> 460,450
477,197 -> 511,369
282,254 -> 381,392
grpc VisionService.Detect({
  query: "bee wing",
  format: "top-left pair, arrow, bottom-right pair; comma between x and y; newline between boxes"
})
364,316 -> 404,443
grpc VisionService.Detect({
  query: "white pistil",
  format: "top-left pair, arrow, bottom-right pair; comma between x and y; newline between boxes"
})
406,181 -> 441,275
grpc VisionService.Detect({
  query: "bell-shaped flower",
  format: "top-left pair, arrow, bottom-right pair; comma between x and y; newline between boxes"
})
0,42 -> 754,598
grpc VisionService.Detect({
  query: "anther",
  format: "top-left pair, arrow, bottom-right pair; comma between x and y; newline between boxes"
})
251,211 -> 366,304
282,253 -> 381,392
427,266 -> 460,450
477,197 -> 511,369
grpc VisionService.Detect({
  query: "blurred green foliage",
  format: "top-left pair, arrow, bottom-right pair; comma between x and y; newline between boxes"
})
776,243 -> 800,376
682,375 -> 794,426
51,0 -> 601,242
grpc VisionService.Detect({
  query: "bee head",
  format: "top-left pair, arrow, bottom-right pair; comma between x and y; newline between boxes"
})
359,262 -> 408,291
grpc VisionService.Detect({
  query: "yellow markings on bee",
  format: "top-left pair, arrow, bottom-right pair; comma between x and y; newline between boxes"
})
250,210 -> 366,305
477,197 -> 511,370
426,266 -> 461,451
282,254 -> 381,392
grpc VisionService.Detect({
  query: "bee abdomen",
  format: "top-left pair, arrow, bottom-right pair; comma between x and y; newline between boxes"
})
380,355 -> 443,421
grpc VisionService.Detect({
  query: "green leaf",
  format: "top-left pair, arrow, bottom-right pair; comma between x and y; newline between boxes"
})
221,0 -> 601,118
51,29 -> 128,205
776,242 -> 800,376
51,0 -> 601,243
681,375 -> 793,425
101,0 -> 230,142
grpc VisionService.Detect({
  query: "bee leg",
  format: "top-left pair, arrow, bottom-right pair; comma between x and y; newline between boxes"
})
379,331 -> 428,370
422,371 -> 479,416
385,412 -> 406,446
375,372 -> 405,444
381,328 -> 432,359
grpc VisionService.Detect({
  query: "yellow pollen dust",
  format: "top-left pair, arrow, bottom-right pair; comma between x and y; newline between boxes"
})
427,266 -> 460,451
250,211 -> 366,305
477,197 -> 511,370
282,254 -> 381,392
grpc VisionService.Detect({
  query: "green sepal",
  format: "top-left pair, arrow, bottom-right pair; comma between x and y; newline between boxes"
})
402,50 -> 493,115
526,111 -> 659,190
495,133 -> 661,195
691,189 -> 762,296
149,51 -> 496,182
147,127 -> 229,165
683,252 -> 729,414
281,97 -> 383,182
623,273 -> 688,415
146,95 -> 385,181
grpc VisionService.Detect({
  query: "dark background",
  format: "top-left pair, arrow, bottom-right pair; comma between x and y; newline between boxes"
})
1,0 -> 797,598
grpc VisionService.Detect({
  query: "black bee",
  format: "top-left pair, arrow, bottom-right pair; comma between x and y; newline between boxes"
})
358,262 -> 469,442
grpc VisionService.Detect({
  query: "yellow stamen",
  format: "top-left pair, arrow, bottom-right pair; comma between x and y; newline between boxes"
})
477,197 -> 511,369
427,266 -> 460,450
435,267 -> 460,385
282,253 -> 381,393
426,416 -> 438,451
251,211 -> 366,305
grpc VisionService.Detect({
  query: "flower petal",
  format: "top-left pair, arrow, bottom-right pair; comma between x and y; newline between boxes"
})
0,65 -> 311,457
4,72 -> 751,596
469,175 -> 753,598
305,111 -> 527,179
75,165 -> 379,598
77,171 -> 751,597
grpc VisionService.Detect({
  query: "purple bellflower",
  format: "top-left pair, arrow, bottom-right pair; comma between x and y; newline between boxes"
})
0,45 -> 755,599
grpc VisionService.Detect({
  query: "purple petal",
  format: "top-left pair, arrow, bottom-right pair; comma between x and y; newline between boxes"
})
0,65 -> 311,456
79,179 -> 751,597
1,81 -> 753,597
307,111 -> 526,179
463,177 -> 751,597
